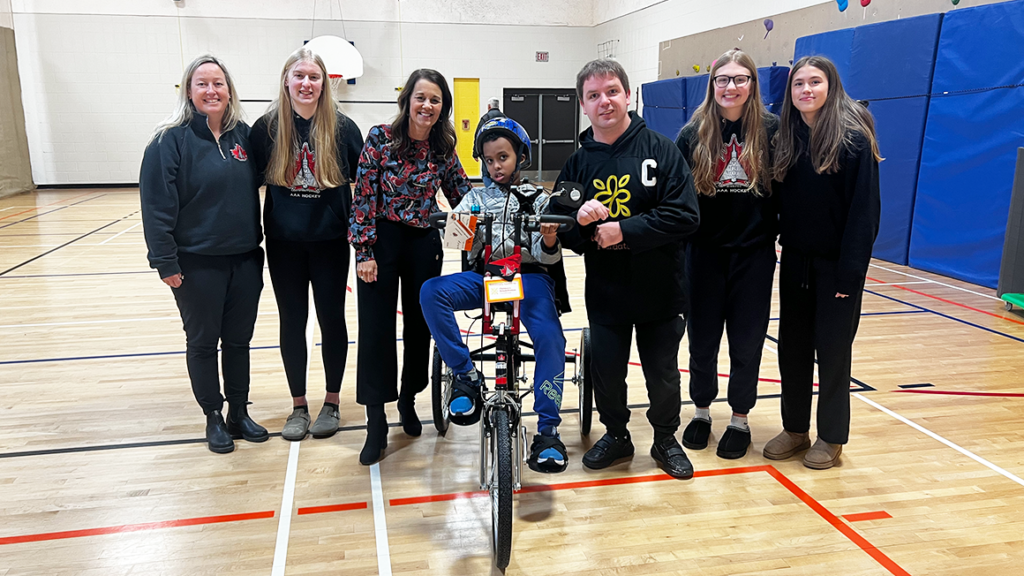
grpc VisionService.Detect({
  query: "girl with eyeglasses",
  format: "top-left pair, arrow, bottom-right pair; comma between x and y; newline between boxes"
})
763,55 -> 881,470
674,49 -> 779,460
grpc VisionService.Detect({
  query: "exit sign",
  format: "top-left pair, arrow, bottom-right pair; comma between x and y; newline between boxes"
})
536,51 -> 549,62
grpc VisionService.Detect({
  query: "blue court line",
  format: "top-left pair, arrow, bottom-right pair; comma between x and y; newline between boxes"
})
864,289 -> 1024,344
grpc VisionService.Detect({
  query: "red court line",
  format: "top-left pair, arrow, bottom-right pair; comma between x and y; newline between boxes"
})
0,510 -> 275,546
866,276 -> 1024,327
894,389 -> 1024,398
297,502 -> 368,515
392,465 -> 908,576
843,511 -> 893,522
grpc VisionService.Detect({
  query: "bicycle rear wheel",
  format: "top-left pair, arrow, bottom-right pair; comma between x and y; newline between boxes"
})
490,408 -> 513,569
430,344 -> 451,435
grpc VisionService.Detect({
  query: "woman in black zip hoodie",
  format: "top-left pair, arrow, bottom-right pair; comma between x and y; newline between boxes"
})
765,56 -> 881,470
250,47 -> 363,442
675,50 -> 779,460
140,55 -> 267,454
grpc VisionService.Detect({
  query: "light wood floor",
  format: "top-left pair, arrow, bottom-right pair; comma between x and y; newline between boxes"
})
2,189 -> 1024,575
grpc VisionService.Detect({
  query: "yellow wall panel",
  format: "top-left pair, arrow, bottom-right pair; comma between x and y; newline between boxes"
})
453,78 -> 480,178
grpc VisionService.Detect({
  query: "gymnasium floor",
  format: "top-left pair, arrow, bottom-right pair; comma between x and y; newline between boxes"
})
2,189 -> 1024,575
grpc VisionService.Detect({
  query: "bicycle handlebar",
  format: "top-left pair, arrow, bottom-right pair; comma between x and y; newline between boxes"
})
427,212 -> 576,233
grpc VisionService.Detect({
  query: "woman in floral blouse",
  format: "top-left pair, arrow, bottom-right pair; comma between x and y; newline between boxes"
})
349,68 -> 472,465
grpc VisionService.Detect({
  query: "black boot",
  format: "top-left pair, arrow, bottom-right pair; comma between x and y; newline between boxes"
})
398,393 -> 422,437
360,404 -> 389,465
206,410 -> 235,454
226,402 -> 269,443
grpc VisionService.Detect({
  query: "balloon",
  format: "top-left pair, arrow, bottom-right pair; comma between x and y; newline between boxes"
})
763,19 -> 774,39
861,0 -> 871,6
692,64 -> 700,73
836,0 -> 848,11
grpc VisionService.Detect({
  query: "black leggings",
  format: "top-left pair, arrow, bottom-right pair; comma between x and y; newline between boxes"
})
355,219 -> 443,406
267,236 -> 350,399
172,248 -> 264,414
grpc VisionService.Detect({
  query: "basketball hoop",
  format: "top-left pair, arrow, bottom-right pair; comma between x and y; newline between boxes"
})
304,35 -> 364,94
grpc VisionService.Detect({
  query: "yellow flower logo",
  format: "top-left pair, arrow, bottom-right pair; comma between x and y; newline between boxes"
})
593,175 -> 631,218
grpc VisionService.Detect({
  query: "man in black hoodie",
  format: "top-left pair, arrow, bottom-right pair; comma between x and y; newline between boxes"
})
556,59 -> 700,478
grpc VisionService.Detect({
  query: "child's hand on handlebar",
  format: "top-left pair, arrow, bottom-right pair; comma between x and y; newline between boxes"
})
576,199 -> 610,226
540,222 -> 559,247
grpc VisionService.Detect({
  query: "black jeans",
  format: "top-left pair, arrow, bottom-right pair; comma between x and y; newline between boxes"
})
778,249 -> 865,444
686,244 -> 776,414
590,315 -> 686,441
267,236 -> 350,398
172,248 -> 264,414
355,219 -> 443,406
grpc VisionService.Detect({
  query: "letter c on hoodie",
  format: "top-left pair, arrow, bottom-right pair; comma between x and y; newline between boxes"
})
641,159 -> 657,186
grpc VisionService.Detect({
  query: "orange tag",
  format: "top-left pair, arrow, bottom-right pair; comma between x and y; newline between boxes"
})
442,213 -> 478,251
484,275 -> 524,303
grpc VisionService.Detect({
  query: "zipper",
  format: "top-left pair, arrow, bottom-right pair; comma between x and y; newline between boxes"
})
206,115 -> 227,160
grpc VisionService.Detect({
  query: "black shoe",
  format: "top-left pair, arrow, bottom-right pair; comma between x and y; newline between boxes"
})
582,432 -> 635,470
681,418 -> 712,450
226,402 -> 269,442
716,426 -> 751,460
205,410 -> 235,454
398,395 -> 422,437
651,436 -> 694,479
359,405 -> 389,465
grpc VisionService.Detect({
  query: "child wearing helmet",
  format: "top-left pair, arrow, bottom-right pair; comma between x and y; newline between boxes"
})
419,117 -> 569,473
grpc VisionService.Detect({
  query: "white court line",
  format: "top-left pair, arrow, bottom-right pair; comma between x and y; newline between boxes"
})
270,441 -> 301,576
867,281 -> 934,286
853,393 -> 1024,488
869,262 -> 1001,301
0,311 -> 277,329
370,463 -> 393,576
98,221 -> 141,245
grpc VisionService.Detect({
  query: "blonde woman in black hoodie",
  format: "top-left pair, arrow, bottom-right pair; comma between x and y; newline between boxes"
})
141,55 -> 267,454
250,47 -> 363,442
765,56 -> 881,470
675,50 -> 778,460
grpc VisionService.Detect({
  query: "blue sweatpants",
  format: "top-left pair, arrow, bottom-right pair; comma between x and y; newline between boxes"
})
420,271 -> 565,431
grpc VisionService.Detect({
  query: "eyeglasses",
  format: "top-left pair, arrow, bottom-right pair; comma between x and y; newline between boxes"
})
713,75 -> 752,88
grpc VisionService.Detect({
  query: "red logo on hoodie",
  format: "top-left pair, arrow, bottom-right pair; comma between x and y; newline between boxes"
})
230,144 -> 248,162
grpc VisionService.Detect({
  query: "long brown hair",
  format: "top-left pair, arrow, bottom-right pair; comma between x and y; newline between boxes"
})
263,47 -> 344,189
390,69 -> 457,161
773,56 -> 882,181
684,50 -> 770,196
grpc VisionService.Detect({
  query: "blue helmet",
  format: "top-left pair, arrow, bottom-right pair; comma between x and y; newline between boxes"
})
474,117 -> 532,172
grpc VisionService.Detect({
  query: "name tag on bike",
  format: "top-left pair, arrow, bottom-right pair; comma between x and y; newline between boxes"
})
484,275 -> 524,303
443,212 -> 478,251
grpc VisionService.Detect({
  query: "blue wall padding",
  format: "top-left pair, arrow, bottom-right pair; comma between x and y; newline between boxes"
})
930,0 -> 1024,94
758,66 -> 790,115
847,14 -> 943,100
684,75 -> 709,124
793,27 -> 855,80
869,97 -> 931,264
643,106 -> 687,140
641,77 -> 686,139
910,0 -> 1024,288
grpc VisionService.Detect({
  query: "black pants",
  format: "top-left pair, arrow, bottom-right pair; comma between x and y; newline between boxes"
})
266,236 -> 350,398
590,315 -> 686,440
355,219 -> 443,406
686,244 -> 776,414
172,248 -> 264,414
777,250 -> 864,444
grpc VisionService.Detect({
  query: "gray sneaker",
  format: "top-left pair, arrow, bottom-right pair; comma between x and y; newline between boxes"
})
309,405 -> 341,438
281,408 -> 311,441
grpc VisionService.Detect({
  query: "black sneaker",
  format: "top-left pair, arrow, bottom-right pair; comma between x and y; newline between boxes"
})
582,432 -> 635,469
651,436 -> 694,479
681,418 -> 711,450
716,426 -> 751,460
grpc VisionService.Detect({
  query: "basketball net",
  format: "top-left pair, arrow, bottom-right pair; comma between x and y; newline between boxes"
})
329,74 -> 346,94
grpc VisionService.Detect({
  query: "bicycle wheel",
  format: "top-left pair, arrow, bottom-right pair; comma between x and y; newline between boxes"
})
431,344 -> 451,435
490,408 -> 514,569
578,327 -> 593,436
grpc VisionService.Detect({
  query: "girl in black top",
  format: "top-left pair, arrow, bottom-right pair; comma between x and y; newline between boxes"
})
250,47 -> 363,442
140,55 -> 267,454
675,50 -> 779,460
763,56 -> 881,470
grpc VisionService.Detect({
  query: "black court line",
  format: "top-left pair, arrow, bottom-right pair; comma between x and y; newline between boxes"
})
762,334 -> 875,393
898,383 -> 935,389
0,270 -> 151,280
865,289 -> 1024,344
0,208 -> 138,277
0,194 -> 106,231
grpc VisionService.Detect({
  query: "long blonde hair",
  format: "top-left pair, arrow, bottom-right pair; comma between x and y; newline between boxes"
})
151,55 -> 244,143
773,56 -> 883,181
263,48 -> 344,189
683,50 -> 770,196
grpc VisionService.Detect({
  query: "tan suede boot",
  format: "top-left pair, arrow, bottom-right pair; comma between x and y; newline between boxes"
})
762,430 -> 811,460
802,438 -> 843,470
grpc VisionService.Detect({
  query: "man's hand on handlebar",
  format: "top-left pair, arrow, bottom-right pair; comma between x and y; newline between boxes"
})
357,260 -> 378,283
577,199 -> 610,226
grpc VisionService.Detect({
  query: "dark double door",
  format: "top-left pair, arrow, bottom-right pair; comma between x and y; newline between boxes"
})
503,89 -> 579,182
